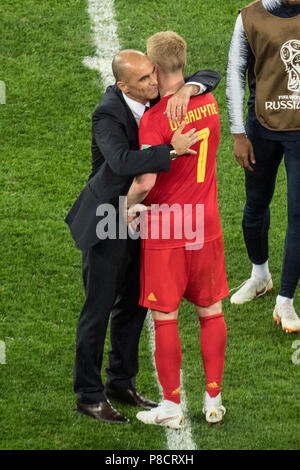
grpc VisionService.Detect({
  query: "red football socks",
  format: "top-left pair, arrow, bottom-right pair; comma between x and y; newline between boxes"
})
154,319 -> 182,404
199,313 -> 227,398
153,313 -> 226,403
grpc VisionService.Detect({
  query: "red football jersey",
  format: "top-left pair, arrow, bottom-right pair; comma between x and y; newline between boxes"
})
139,92 -> 222,249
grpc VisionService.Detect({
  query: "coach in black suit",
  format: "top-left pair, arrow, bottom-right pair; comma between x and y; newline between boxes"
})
65,49 -> 221,423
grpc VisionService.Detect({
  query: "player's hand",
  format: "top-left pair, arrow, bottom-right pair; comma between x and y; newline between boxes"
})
127,203 -> 149,235
233,133 -> 256,171
171,121 -> 198,156
164,84 -> 199,123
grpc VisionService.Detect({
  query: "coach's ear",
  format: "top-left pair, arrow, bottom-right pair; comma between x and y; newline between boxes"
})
117,80 -> 129,94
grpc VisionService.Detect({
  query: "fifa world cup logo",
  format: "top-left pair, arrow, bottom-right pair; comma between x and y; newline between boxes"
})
280,40 -> 300,93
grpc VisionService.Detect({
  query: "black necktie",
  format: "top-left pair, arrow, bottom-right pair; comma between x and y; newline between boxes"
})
144,105 -> 150,114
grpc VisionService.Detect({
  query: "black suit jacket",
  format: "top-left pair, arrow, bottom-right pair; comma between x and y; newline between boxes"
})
65,70 -> 221,251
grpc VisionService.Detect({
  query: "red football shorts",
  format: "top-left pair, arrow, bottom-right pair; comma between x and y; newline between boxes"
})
139,236 -> 229,312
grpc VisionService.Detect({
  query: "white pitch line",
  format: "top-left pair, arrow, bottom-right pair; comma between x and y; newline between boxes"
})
83,0 -> 196,451
82,0 -> 120,89
0,340 -> 6,364
0,80 -> 6,104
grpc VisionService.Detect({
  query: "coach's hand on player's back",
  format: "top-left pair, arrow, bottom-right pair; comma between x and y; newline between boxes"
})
233,133 -> 256,171
171,121 -> 198,156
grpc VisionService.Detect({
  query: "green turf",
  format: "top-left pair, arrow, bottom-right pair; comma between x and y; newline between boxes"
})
0,0 -> 299,450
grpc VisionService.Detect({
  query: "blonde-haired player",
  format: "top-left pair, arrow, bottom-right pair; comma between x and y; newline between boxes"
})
127,31 -> 228,428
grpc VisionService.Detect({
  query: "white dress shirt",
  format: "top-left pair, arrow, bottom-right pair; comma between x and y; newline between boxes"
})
122,93 -> 150,126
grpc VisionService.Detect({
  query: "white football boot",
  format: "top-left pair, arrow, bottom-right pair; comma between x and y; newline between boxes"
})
202,391 -> 226,425
273,300 -> 300,333
230,275 -> 273,304
136,401 -> 184,429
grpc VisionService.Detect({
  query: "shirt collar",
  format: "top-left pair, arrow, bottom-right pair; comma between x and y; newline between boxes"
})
122,92 -> 150,126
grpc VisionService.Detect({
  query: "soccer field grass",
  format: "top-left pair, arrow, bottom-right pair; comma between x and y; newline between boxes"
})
0,0 -> 299,451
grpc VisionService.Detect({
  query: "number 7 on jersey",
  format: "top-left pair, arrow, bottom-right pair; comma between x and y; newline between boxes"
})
197,127 -> 210,183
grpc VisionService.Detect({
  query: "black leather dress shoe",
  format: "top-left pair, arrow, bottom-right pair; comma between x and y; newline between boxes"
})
105,384 -> 158,409
76,400 -> 129,424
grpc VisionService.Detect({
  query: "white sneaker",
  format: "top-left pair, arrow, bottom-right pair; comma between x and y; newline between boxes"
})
273,301 -> 300,333
202,392 -> 226,425
230,275 -> 273,304
136,402 -> 184,430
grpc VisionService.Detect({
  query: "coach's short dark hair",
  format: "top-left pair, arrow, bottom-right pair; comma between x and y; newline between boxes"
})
112,49 -> 146,81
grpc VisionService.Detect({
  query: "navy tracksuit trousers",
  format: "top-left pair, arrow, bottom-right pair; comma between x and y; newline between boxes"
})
243,129 -> 300,298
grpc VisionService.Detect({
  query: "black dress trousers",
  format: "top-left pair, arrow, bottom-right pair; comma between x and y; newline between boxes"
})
74,235 -> 147,404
